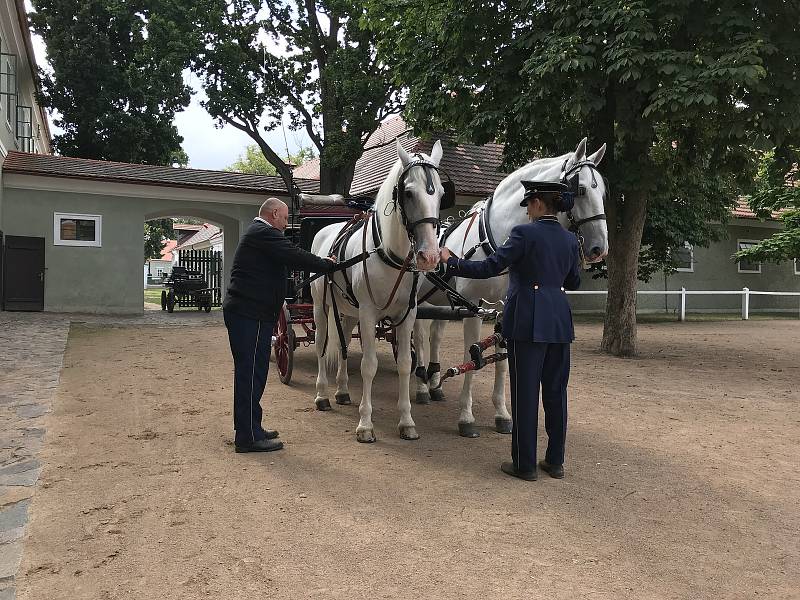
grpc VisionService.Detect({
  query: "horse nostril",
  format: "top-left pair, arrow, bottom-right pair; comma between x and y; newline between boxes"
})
589,246 -> 602,258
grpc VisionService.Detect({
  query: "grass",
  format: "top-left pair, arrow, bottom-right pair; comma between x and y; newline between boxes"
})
144,288 -> 163,305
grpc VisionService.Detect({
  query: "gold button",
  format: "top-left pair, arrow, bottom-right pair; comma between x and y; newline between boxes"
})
561,287 -> 565,291
534,285 -> 539,290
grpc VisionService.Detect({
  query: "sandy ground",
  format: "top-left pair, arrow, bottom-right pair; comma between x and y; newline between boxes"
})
17,320 -> 800,599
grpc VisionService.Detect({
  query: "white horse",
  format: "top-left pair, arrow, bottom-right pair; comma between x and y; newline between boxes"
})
310,140 -> 445,442
413,138 -> 609,437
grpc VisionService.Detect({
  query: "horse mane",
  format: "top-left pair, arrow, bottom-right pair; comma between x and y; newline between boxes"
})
492,152 -> 572,202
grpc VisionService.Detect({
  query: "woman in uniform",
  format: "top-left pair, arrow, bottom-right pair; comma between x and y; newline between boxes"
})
439,180 -> 581,481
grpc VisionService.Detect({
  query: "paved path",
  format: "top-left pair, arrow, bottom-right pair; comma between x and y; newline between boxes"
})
0,309 -> 222,599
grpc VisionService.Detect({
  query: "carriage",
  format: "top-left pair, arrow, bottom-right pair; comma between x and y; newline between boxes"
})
160,266 -> 215,313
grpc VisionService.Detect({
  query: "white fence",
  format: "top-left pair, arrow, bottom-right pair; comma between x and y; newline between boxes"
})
567,288 -> 800,321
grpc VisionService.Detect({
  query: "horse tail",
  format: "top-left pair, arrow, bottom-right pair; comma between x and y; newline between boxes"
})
325,305 -> 341,373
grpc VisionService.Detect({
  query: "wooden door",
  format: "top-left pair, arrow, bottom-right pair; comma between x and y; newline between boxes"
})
2,235 -> 45,311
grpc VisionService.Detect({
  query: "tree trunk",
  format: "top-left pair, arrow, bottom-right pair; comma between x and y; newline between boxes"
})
601,190 -> 649,356
319,160 -> 356,195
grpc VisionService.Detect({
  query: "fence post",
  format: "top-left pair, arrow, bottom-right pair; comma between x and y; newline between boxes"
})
742,287 -> 750,320
680,287 -> 686,322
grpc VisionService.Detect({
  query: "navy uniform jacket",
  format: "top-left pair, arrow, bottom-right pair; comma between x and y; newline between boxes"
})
446,219 -> 581,343
223,219 -> 334,322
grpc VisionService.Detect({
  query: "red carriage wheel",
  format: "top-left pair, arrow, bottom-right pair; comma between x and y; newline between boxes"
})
273,304 -> 295,384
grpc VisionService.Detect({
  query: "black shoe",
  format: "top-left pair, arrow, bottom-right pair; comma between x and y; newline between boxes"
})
500,461 -> 537,481
264,429 -> 280,440
235,439 -> 284,453
538,460 -> 564,479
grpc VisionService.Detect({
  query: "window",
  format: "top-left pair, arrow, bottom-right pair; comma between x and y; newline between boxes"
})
0,53 -> 16,128
737,240 -> 761,274
674,242 -> 694,272
54,213 -> 102,247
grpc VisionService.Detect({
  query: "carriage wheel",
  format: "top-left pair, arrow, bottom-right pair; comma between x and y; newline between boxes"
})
166,290 -> 175,313
273,304 -> 295,384
160,290 -> 167,311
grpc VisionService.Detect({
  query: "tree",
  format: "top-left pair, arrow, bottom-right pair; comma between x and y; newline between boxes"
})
225,145 -> 278,175
366,0 -> 800,355
144,219 -> 174,260
31,0 -> 202,164
192,1 -> 402,195
735,148 -> 800,264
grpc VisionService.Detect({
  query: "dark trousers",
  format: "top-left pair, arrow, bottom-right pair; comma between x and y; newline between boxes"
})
507,340 -> 570,472
224,309 -> 274,445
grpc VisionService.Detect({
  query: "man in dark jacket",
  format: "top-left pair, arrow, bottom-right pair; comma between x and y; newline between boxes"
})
223,198 -> 336,453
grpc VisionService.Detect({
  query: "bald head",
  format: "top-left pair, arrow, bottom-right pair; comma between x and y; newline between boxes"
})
259,197 -> 289,230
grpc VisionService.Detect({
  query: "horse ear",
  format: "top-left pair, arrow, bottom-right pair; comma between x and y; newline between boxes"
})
397,140 -> 412,167
574,137 -> 588,161
429,139 -> 443,166
588,143 -> 606,166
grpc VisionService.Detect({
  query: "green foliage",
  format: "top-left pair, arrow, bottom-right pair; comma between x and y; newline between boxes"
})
192,1 -> 401,193
144,219 -> 174,260
734,149 -> 800,264
365,0 -> 800,265
223,144 -> 317,176
224,145 -> 278,176
31,0 -> 203,164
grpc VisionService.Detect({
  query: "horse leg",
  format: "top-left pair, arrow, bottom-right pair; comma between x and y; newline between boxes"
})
313,300 -> 332,411
356,311 -> 378,443
457,316 -> 482,438
413,319 -> 431,405
395,317 -> 419,440
492,337 -> 513,433
335,317 -> 358,405
428,320 -> 446,402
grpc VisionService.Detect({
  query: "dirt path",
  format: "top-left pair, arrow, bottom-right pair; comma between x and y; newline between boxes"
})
17,320 -> 800,599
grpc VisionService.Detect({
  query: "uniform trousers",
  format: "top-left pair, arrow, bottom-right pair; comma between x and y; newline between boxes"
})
224,309 -> 274,445
507,340 -> 571,473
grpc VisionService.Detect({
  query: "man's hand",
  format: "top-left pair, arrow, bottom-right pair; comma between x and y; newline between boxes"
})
439,247 -> 452,263
325,255 -> 337,264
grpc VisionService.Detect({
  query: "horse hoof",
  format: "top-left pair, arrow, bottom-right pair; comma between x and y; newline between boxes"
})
415,391 -> 431,405
399,426 -> 420,440
495,418 -> 513,434
315,398 -> 332,411
335,393 -> 351,405
430,388 -> 445,402
458,422 -> 480,438
356,429 -> 376,443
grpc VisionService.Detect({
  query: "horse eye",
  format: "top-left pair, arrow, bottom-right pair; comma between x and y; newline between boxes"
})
404,189 -> 413,199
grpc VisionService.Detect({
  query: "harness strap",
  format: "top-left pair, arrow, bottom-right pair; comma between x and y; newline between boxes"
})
362,212 -> 415,312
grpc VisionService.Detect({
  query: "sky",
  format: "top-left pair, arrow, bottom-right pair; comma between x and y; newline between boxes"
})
28,26 -> 312,171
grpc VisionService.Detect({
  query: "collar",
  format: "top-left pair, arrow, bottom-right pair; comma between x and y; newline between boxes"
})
537,215 -> 559,223
254,217 -> 272,227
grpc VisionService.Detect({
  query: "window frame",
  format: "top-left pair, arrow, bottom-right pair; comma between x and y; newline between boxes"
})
737,239 -> 762,274
794,259 -> 799,276
674,241 -> 694,273
53,212 -> 103,247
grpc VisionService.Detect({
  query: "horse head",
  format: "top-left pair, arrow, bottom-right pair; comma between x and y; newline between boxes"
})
561,138 -> 609,263
393,139 -> 446,271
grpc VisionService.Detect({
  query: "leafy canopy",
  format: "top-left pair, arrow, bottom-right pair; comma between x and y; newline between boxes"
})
193,0 -> 402,193
31,0 -> 202,164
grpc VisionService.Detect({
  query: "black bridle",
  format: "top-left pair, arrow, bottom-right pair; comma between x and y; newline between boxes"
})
561,159 -> 608,231
391,156 -> 455,236
560,159 -> 608,265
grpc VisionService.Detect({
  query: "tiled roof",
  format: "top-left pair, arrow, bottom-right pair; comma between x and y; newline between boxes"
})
2,151 -> 320,195
160,239 -> 177,261
732,198 -> 785,221
292,158 -> 320,179
175,224 -> 221,250
294,116 -> 506,198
